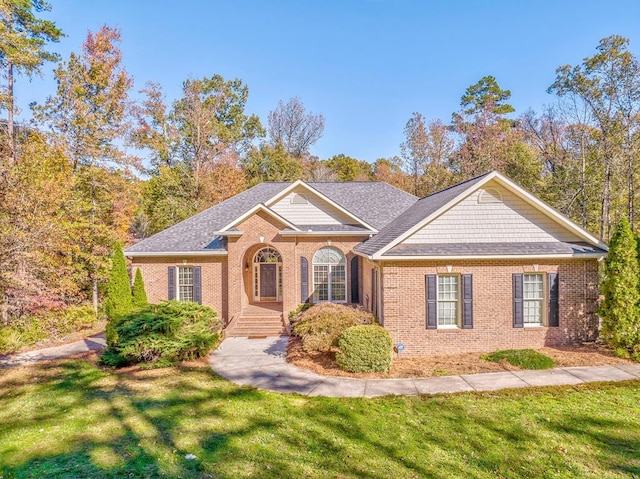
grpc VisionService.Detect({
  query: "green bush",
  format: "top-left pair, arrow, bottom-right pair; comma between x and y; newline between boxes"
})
336,325 -> 393,373
481,349 -> 556,370
0,305 -> 99,354
288,303 -> 312,324
132,268 -> 148,308
100,300 -> 222,368
292,303 -> 376,352
104,242 -> 133,320
599,218 -> 640,357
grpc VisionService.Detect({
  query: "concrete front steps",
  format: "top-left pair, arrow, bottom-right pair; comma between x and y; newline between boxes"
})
225,303 -> 288,337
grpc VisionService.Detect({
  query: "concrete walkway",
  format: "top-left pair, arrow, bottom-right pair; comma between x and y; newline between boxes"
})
0,333 -> 106,369
210,336 -> 640,397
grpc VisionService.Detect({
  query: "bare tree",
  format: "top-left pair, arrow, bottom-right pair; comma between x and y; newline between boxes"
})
267,97 -> 324,157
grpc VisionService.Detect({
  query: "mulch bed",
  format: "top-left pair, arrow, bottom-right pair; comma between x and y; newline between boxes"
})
287,336 -> 636,379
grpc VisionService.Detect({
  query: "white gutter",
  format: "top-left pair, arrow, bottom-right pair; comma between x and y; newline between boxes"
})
125,251 -> 228,258
372,253 -> 606,261
279,230 -> 376,237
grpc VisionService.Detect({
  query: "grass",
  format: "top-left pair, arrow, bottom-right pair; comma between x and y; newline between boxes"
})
482,349 -> 556,369
0,358 -> 639,478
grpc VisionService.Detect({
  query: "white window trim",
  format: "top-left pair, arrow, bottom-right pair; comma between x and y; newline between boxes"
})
312,247 -> 348,304
176,266 -> 194,302
523,273 -> 546,327
436,274 -> 461,328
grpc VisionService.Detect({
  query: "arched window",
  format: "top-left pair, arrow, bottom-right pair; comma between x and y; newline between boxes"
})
254,247 -> 282,263
312,247 -> 347,303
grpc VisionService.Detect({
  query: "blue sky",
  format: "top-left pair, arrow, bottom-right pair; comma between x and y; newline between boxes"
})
16,0 -> 640,162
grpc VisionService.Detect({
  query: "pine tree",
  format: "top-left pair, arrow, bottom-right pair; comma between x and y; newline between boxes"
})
104,242 -> 132,319
131,268 -> 148,308
599,218 -> 640,356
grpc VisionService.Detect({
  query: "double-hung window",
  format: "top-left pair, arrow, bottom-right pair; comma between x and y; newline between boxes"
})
523,273 -> 544,326
177,266 -> 194,302
312,247 -> 347,303
437,275 -> 460,327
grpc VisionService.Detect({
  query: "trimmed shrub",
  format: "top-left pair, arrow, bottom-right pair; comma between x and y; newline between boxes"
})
481,349 -> 556,370
131,268 -> 148,308
292,303 -> 376,352
600,218 -> 640,357
336,325 -> 393,373
104,242 -> 133,320
288,303 -> 312,324
100,300 -> 222,368
0,304 -> 99,354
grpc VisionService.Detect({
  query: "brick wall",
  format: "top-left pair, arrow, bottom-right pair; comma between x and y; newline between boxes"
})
381,258 -> 600,355
131,255 -> 227,319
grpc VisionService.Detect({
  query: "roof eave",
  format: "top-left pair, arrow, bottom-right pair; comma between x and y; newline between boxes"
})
279,230 -> 377,237
372,252 -> 607,261
125,250 -> 228,258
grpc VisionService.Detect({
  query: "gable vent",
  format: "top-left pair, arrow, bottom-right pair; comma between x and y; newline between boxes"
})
291,193 -> 309,204
478,188 -> 502,204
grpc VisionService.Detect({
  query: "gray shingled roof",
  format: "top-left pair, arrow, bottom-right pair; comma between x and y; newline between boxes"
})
126,181 -> 417,254
354,173 -> 492,256
309,182 -> 417,229
384,241 -> 607,257
126,182 -> 288,253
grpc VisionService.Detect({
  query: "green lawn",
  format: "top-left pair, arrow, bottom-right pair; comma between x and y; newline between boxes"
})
0,359 -> 639,478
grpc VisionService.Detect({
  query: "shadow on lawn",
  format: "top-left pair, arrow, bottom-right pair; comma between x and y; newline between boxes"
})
1,359 -> 639,478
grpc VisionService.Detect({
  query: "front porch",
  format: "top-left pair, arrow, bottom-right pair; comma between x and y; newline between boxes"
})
225,302 -> 288,337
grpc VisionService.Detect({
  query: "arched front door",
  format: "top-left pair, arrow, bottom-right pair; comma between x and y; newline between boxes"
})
253,247 -> 283,302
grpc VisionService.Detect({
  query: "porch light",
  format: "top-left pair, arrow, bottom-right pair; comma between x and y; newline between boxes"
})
245,262 -> 249,272
259,236 -> 264,243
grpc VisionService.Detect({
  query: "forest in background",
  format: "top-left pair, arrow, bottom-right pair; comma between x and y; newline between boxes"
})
1,1 -> 640,322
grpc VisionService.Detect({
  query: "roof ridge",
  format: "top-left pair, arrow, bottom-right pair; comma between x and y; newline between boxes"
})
419,171 -> 493,200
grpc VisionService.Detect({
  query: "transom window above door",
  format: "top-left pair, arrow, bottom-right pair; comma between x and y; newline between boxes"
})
254,247 -> 282,263
312,246 -> 346,303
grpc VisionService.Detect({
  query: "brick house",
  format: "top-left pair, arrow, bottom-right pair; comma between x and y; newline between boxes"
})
125,171 -> 607,355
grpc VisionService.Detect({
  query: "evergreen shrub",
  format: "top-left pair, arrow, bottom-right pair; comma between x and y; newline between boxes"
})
100,300 -> 222,368
292,303 -> 376,352
599,218 -> 640,358
336,325 -> 393,373
104,242 -> 132,320
131,268 -> 148,308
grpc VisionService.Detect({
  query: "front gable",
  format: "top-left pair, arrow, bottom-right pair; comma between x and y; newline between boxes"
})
269,186 -> 353,226
402,181 -> 582,245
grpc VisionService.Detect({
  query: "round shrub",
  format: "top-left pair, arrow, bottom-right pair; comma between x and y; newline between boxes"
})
292,303 -> 376,352
100,300 -> 222,368
336,325 -> 393,373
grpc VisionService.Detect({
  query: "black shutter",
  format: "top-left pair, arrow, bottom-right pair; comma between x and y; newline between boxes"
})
168,266 -> 176,300
300,257 -> 309,303
548,272 -> 559,327
513,273 -> 524,328
350,257 -> 360,303
371,269 -> 377,317
426,274 -> 437,329
193,266 -> 202,304
462,274 -> 473,329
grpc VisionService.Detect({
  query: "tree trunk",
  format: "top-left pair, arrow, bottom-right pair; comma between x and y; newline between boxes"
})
92,277 -> 98,314
627,137 -> 634,227
581,136 -> 587,228
601,161 -> 611,241
7,63 -> 14,161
